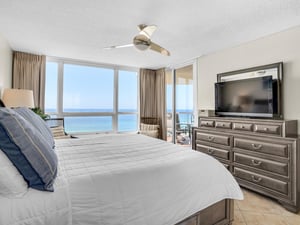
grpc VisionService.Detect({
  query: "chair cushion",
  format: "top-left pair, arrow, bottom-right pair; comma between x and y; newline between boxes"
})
139,123 -> 160,138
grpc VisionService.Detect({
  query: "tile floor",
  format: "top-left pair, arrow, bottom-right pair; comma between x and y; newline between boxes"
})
233,188 -> 300,225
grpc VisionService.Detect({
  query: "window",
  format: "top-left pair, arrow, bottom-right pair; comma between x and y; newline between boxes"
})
63,64 -> 114,112
45,59 -> 138,134
45,62 -> 58,113
118,70 -> 138,132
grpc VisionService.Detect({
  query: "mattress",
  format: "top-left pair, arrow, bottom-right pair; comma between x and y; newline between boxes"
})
55,133 -> 243,225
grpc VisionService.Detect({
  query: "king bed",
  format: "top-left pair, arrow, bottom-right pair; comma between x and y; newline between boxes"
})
0,108 -> 243,225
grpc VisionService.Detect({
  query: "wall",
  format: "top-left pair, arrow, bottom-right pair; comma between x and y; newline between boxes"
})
197,25 -> 300,133
0,33 -> 12,97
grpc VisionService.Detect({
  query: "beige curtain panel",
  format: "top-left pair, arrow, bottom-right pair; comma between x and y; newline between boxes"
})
139,68 -> 166,140
12,51 -> 46,110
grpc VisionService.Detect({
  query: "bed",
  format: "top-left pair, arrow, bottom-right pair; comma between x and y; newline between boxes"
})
0,108 -> 243,225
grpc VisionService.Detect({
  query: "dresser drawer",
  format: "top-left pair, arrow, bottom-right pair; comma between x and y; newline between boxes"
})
234,138 -> 288,158
196,132 -> 230,146
234,167 -> 288,195
196,144 -> 229,160
232,122 -> 253,131
234,153 -> 288,176
199,120 -> 215,127
254,124 -> 281,136
215,121 -> 232,129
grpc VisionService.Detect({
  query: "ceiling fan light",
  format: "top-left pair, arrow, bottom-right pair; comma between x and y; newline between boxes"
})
135,44 -> 149,51
133,34 -> 150,51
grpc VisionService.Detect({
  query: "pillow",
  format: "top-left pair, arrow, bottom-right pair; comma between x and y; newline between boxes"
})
139,123 -> 160,138
140,123 -> 160,131
50,126 -> 69,139
0,150 -> 28,197
139,130 -> 159,138
0,108 -> 58,192
13,107 -> 55,148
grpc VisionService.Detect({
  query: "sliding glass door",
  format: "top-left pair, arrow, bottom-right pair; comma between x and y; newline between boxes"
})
166,64 -> 194,146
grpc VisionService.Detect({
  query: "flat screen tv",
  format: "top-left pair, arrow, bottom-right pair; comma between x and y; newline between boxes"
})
215,75 -> 278,118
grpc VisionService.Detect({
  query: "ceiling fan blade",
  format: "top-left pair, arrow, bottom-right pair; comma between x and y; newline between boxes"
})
149,41 -> 170,56
138,24 -> 157,38
104,44 -> 133,50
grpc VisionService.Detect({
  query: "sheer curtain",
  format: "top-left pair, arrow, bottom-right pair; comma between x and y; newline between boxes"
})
12,51 -> 46,110
139,68 -> 166,140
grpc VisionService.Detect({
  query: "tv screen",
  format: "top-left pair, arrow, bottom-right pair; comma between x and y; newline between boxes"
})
215,76 -> 277,118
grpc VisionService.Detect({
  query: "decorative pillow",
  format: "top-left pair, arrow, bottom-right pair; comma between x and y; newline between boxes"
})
139,130 -> 159,138
13,107 -> 55,148
0,108 -> 58,192
140,123 -> 160,131
0,150 -> 28,197
50,126 -> 70,139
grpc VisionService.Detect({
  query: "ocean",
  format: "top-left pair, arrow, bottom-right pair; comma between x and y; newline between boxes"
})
46,108 -> 193,133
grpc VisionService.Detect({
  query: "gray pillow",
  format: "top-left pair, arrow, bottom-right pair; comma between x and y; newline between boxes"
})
14,107 -> 55,148
0,108 -> 57,191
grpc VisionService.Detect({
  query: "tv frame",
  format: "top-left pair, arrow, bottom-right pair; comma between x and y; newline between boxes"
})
215,62 -> 283,119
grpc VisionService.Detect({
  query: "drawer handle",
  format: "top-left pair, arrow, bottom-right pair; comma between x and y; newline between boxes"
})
263,127 -> 269,131
251,159 -> 262,166
251,143 -> 262,150
251,175 -> 262,183
208,149 -> 215,154
206,122 -> 209,125
241,125 -> 245,129
207,136 -> 215,141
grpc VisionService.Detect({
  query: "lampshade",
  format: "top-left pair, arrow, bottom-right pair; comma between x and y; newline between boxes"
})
2,89 -> 35,108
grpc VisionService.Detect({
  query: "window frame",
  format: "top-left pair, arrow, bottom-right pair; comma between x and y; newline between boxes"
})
45,56 -> 140,134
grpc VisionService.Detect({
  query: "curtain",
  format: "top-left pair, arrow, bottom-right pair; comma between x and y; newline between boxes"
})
155,68 -> 166,140
139,68 -> 166,140
140,69 -> 157,117
12,51 -> 46,110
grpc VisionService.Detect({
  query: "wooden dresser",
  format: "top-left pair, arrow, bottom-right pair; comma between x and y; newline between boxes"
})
192,117 -> 300,212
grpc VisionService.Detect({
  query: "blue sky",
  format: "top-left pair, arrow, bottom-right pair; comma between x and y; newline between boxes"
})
45,62 -> 192,112
45,62 -> 137,111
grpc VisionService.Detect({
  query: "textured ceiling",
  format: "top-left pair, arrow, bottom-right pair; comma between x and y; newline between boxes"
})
0,0 -> 300,69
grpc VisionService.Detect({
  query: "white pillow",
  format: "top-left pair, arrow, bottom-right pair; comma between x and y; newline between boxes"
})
0,150 -> 28,197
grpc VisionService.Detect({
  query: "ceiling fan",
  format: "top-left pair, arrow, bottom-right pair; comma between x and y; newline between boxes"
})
105,24 -> 170,56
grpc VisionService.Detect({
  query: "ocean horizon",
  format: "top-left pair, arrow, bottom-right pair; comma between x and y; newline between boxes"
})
46,108 -> 193,133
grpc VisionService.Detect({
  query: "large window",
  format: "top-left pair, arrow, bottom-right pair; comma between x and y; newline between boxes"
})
45,59 -> 138,133
45,62 -> 58,113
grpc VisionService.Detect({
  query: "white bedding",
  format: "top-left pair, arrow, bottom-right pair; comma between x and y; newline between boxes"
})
0,133 -> 243,225
57,134 -> 243,225
0,168 -> 71,225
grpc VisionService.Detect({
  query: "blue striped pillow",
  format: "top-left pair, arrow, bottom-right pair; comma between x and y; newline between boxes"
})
0,108 -> 57,191
14,107 -> 55,148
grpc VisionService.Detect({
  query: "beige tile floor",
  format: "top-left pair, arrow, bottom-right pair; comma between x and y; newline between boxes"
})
233,188 -> 300,225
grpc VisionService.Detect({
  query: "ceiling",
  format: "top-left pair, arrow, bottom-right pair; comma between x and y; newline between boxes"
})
0,0 -> 300,69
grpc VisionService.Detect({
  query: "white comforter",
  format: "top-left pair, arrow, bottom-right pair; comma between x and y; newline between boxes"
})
0,134 -> 243,225
0,169 -> 71,225
57,134 -> 243,225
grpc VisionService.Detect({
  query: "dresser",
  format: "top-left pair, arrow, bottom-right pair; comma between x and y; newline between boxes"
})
192,117 -> 300,212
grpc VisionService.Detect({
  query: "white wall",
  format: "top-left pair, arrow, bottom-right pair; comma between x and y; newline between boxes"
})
0,33 -> 12,97
197,25 -> 300,133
